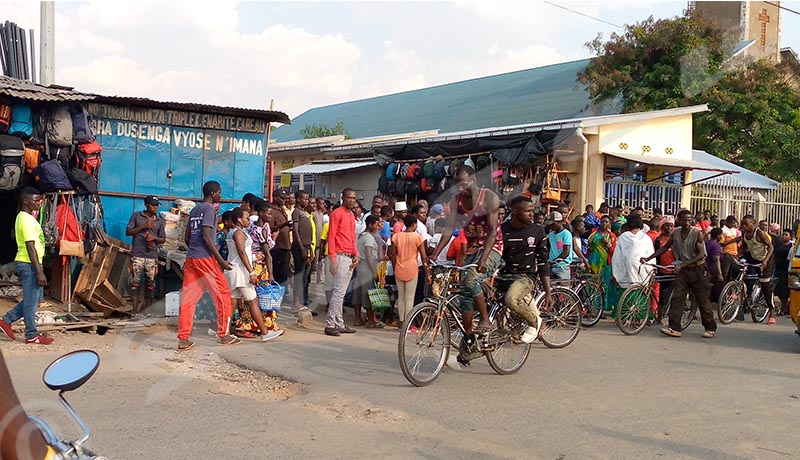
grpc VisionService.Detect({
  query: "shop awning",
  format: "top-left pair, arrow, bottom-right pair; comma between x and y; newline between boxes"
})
605,152 -> 739,171
281,160 -> 376,175
604,151 -> 738,185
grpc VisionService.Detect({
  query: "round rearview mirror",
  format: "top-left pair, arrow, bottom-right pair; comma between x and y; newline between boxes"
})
43,350 -> 100,392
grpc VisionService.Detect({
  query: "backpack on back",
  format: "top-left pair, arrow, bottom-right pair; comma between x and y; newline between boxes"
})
9,103 -> 32,139
47,106 -> 73,146
70,105 -> 95,144
0,102 -> 11,133
0,134 -> 24,191
72,141 -> 103,179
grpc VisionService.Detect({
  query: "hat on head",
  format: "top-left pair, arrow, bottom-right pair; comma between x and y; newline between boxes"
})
547,211 -> 564,223
431,204 -> 444,215
395,201 -> 408,212
144,195 -> 161,206
659,215 -> 675,227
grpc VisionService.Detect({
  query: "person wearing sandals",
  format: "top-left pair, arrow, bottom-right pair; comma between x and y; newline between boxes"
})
177,181 -> 240,350
236,200 -> 283,339
389,214 -> 430,327
353,215 -> 386,328
225,208 -> 281,342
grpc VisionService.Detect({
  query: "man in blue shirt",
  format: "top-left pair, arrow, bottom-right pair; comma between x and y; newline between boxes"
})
547,211 -> 573,281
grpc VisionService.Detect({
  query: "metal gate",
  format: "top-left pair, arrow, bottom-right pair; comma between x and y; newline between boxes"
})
604,180 -> 683,213
765,182 -> 800,229
690,184 -> 756,219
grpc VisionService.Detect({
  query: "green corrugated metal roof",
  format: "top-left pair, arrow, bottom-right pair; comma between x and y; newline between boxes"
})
273,58 -> 621,142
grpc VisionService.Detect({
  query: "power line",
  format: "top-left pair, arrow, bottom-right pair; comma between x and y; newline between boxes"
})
543,1 -> 624,29
765,1 -> 800,17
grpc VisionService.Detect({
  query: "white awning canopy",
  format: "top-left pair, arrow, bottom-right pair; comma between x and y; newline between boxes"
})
282,160 -> 375,175
604,152 -> 737,173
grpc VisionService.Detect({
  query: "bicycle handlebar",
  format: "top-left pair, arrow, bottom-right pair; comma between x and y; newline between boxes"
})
429,261 -> 479,271
642,262 -> 675,271
733,259 -> 762,268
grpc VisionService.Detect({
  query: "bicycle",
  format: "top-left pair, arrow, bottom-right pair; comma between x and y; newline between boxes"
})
398,262 -> 581,386
718,260 -> 770,324
568,262 -> 605,328
615,263 -> 699,335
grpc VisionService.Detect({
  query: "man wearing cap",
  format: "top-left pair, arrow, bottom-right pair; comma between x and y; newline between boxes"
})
547,211 -> 573,280
393,201 -> 408,234
427,203 -> 444,235
126,196 -> 166,315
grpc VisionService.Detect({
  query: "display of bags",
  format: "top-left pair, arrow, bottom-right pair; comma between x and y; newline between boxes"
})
9,103 -> 32,138
56,196 -> 84,258
0,134 -> 24,191
47,105 -> 73,146
70,105 -> 95,144
385,163 -> 397,180
422,161 -> 435,178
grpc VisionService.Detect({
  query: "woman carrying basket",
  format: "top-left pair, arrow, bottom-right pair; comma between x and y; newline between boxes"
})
227,207 -> 282,342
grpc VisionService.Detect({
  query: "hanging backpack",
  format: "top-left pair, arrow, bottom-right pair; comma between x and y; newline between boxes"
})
0,134 -> 24,191
399,163 -> 411,178
70,105 -> 95,144
24,146 -> 43,173
29,109 -> 48,145
0,102 -> 11,133
387,179 -> 397,196
67,168 -> 98,195
378,176 -> 389,194
394,178 -> 406,197
423,161 -> 435,178
433,161 -> 447,181
9,103 -> 32,139
385,163 -> 397,180
39,195 -> 59,260
47,105 -> 73,146
72,141 -> 102,179
421,177 -> 434,192
36,159 -> 72,192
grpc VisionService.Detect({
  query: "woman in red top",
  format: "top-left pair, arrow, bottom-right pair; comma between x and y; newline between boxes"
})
653,216 -> 676,324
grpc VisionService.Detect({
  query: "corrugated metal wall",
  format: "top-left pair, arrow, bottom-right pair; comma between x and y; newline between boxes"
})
93,118 -> 267,240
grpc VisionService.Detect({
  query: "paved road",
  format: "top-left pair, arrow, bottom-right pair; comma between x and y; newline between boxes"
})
6,312 -> 800,460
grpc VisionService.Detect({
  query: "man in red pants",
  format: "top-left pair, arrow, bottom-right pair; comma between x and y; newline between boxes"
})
177,181 -> 239,350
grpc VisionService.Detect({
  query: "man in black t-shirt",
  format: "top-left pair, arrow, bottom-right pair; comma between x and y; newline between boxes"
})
499,195 -> 553,343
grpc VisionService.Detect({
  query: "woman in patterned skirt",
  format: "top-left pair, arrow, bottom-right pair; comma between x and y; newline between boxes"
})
233,200 -> 283,338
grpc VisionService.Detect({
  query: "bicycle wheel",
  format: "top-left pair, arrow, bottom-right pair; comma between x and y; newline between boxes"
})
485,305 -> 531,375
540,286 -> 582,348
615,287 -> 649,335
398,302 -> 450,387
750,287 -> 770,323
718,282 -> 742,325
681,302 -> 697,330
577,280 -> 605,328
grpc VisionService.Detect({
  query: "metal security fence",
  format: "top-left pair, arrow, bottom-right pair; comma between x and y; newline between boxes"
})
604,180 -> 683,213
690,184 -> 756,220
765,182 -> 800,229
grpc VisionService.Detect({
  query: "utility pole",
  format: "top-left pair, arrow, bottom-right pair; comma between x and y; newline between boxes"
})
40,1 -> 55,85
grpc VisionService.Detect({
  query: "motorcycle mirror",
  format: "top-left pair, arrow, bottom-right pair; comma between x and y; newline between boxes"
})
43,350 -> 100,392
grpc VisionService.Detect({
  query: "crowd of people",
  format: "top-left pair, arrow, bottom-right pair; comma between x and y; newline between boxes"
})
167,166 -> 800,350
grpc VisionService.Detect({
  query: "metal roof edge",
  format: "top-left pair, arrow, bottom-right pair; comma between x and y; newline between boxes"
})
580,105 -> 709,127
90,94 -> 291,124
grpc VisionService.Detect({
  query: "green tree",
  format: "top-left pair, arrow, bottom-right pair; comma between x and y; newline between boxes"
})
299,121 -> 349,139
580,12 -> 800,181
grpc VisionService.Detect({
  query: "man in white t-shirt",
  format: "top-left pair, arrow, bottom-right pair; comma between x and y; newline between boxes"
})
428,218 -> 453,264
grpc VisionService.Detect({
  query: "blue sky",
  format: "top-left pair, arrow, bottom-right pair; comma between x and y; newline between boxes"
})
5,1 -> 800,119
